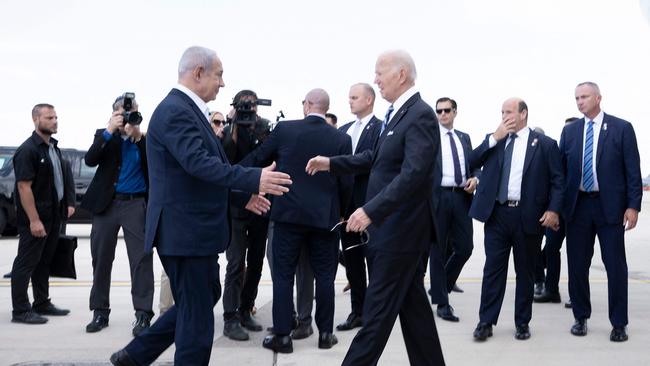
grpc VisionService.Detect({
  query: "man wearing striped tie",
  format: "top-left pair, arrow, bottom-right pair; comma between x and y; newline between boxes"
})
559,82 -> 642,342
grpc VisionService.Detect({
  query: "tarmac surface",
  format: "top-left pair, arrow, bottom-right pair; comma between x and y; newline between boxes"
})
1,196 -> 649,365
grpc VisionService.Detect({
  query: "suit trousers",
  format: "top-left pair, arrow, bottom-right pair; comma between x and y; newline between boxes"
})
341,229 -> 367,316
88,198 -> 154,316
479,205 -> 541,326
271,222 -> 337,336
429,189 -> 474,305
566,195 -> 628,327
125,254 -> 221,366
267,221 -> 314,325
11,213 -> 62,314
342,248 -> 445,366
222,214 -> 268,320
542,221 -> 565,294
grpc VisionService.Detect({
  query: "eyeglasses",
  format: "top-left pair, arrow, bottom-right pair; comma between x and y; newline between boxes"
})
212,119 -> 225,125
436,108 -> 454,114
331,220 -> 370,251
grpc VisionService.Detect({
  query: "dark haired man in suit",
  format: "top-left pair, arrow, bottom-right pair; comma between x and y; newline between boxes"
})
469,98 -> 563,341
109,46 -> 292,366
307,49 -> 445,366
560,82 -> 642,342
428,97 -> 479,322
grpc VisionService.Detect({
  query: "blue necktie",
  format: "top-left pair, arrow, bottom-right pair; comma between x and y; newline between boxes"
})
497,133 -> 517,204
380,105 -> 394,134
447,132 -> 463,186
582,120 -> 595,192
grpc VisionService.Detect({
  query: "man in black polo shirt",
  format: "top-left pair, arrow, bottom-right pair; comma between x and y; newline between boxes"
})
82,95 -> 154,336
11,103 -> 71,324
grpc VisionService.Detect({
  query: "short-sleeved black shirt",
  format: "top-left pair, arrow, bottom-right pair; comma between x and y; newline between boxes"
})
13,131 -> 66,226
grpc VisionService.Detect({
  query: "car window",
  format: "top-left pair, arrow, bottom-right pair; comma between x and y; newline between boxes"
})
80,163 -> 97,178
0,154 -> 14,177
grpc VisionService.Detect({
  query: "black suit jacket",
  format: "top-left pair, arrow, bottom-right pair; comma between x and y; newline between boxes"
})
81,129 -> 148,214
338,116 -> 382,213
468,129 -> 564,235
330,93 -> 439,253
241,115 -> 353,230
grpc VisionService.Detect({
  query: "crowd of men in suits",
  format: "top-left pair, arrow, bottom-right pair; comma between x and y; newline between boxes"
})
8,45 -> 642,366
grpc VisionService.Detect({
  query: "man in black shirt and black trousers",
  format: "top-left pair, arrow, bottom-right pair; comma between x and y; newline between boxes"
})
82,95 -> 154,336
11,103 -> 71,324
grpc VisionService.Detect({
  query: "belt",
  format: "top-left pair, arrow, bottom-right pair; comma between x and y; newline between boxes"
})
114,192 -> 146,201
578,191 -> 600,198
441,186 -> 466,193
497,200 -> 520,207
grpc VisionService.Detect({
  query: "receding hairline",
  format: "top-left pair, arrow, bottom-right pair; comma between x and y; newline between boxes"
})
178,46 -> 219,77
576,81 -> 601,96
351,82 -> 375,100
377,50 -> 417,81
32,103 -> 55,119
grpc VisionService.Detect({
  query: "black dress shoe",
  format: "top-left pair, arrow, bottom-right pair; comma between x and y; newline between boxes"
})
262,334 -> 293,353
610,326 -> 628,342
12,311 -> 48,324
86,313 -> 109,333
33,302 -> 70,316
336,313 -> 363,331
240,310 -> 263,332
318,332 -> 338,349
565,300 -> 573,309
473,322 -> 493,341
451,284 -> 464,293
291,322 -> 314,340
132,312 -> 152,337
571,319 -> 588,336
110,349 -> 137,366
515,324 -> 531,340
436,304 -> 460,322
534,282 -> 545,297
533,290 -> 562,303
224,319 -> 249,341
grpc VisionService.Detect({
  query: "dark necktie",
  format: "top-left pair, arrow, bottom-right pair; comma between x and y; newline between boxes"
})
497,133 -> 517,204
447,131 -> 463,186
380,105 -> 394,134
582,120 -> 595,192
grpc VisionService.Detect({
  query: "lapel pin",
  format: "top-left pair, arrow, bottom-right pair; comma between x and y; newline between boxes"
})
603,123 -> 608,131
387,130 -> 394,136
40,158 -> 45,163
531,138 -> 538,147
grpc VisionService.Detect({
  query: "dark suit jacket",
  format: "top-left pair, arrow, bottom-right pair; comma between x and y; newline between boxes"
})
338,116 -> 381,213
431,128 -> 480,211
241,115 -> 353,230
144,88 -> 261,256
330,93 -> 439,253
81,129 -> 148,214
468,129 -> 564,235
559,113 -> 642,224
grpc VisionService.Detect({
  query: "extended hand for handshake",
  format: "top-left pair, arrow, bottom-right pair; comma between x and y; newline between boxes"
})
246,161 -> 293,215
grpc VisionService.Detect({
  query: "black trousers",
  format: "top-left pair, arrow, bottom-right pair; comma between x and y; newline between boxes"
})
343,248 -> 445,366
88,198 -> 154,316
271,222 -> 337,336
340,229 -> 367,316
539,221 -> 566,294
11,213 -> 62,314
479,205 -> 542,326
125,254 -> 220,366
429,189 -> 473,305
222,214 -> 268,320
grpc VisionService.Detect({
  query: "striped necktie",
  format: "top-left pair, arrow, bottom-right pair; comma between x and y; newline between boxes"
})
582,120 -> 595,192
380,105 -> 394,134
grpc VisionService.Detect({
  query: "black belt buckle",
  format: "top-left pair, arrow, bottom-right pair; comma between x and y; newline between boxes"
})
579,191 -> 599,198
500,200 -> 519,207
442,186 -> 464,193
114,192 -> 145,201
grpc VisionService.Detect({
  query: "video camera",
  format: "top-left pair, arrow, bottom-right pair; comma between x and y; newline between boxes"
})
121,92 -> 143,125
230,97 -> 272,126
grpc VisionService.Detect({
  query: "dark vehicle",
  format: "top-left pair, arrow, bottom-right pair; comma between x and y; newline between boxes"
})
0,146 -> 96,236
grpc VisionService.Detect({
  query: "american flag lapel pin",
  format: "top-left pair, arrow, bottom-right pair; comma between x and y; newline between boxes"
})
603,123 -> 608,131
531,138 -> 538,147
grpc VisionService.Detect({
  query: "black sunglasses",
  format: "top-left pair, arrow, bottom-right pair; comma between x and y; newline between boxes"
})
212,119 -> 225,125
331,220 -> 370,251
436,108 -> 454,114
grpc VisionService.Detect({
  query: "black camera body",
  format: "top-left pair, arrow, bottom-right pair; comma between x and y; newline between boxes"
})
121,92 -> 143,125
230,98 -> 272,126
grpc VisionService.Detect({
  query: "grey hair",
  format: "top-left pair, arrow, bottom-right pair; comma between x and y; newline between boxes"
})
178,46 -> 217,77
576,81 -> 601,96
380,50 -> 417,82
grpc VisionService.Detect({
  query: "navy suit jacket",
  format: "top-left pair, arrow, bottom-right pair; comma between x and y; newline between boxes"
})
330,93 -> 439,253
468,129 -> 564,236
241,115 -> 353,230
559,113 -> 642,224
145,88 -> 261,256
431,128 -> 480,211
338,116 -> 382,212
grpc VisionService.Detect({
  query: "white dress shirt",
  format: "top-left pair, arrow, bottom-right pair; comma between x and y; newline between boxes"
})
580,110 -> 603,192
439,124 -> 467,187
174,84 -> 211,123
347,113 -> 373,153
489,126 -> 530,201
385,86 -> 418,126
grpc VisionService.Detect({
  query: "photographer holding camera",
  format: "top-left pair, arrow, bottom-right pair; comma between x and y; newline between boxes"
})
220,90 -> 272,341
81,93 -> 154,337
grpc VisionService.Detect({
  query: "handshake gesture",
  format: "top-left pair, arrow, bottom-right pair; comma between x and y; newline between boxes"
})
246,162 -> 293,215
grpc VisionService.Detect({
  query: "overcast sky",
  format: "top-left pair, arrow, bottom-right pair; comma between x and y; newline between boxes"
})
1,0 -> 649,175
